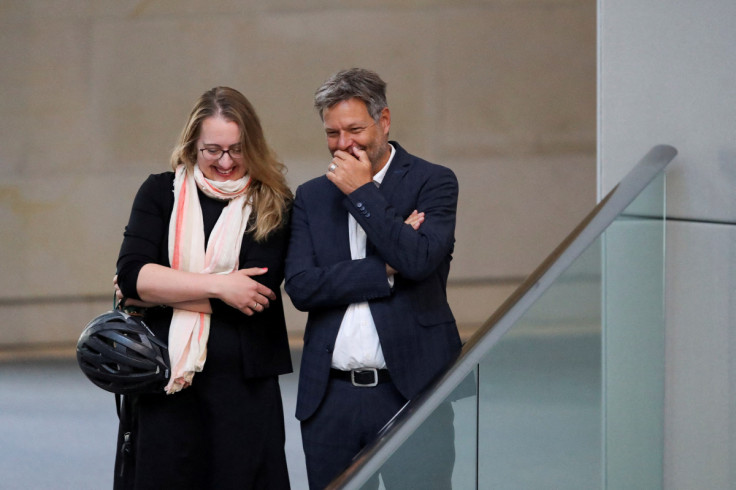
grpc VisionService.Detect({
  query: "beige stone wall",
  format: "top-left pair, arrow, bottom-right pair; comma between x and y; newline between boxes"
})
0,0 -> 595,350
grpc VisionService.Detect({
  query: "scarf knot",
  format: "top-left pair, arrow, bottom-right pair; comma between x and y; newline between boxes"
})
193,165 -> 251,201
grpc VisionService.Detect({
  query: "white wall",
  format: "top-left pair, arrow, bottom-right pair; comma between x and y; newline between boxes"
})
598,0 -> 736,487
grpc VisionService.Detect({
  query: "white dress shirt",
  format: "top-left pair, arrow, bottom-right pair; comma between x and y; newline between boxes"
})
331,145 -> 396,370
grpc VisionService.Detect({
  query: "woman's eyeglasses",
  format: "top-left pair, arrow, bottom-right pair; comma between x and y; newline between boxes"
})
199,146 -> 243,161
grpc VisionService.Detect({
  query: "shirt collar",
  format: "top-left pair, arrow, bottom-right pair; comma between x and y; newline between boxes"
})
373,144 -> 395,186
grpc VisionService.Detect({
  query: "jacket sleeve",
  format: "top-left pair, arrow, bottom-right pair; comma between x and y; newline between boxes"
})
347,166 -> 458,281
284,185 -> 392,312
116,173 -> 173,300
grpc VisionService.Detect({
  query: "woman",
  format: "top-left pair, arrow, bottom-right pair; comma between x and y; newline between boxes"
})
113,87 -> 292,489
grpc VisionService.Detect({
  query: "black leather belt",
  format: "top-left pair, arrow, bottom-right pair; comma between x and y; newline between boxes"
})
330,368 -> 390,387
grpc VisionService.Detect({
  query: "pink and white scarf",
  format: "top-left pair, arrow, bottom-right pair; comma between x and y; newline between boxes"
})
164,164 -> 252,394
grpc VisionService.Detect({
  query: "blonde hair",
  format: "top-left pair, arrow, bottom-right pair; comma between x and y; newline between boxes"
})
170,87 -> 292,241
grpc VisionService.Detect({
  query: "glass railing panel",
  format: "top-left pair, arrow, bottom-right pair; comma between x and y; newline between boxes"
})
478,238 -> 602,489
354,370 -> 478,489
602,172 -> 666,489
450,369 -> 479,489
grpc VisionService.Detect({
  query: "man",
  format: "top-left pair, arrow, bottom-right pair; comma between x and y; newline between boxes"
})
285,68 -> 461,489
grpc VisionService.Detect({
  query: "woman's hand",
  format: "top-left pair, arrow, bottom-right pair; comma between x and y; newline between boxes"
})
113,275 -> 123,303
216,267 -> 277,316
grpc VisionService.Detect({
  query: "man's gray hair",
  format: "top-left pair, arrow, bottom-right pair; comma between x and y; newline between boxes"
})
314,68 -> 388,121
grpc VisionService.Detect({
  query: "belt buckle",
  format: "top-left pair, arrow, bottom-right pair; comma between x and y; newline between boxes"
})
351,368 -> 378,387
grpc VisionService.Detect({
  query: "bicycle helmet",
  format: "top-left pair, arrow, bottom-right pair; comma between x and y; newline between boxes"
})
76,310 -> 170,395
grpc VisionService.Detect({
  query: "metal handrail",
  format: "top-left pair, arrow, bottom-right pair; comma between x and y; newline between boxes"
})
328,145 -> 677,489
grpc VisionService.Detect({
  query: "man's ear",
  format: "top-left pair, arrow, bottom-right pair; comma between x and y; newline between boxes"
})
379,107 -> 391,136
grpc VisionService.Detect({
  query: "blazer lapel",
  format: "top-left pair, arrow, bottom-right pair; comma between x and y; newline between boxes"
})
333,204 -> 351,261
324,183 -> 352,261
366,143 -> 411,257
377,143 -> 411,199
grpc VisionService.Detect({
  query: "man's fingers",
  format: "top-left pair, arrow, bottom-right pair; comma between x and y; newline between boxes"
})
333,148 -> 357,161
351,146 -> 370,164
404,210 -> 425,230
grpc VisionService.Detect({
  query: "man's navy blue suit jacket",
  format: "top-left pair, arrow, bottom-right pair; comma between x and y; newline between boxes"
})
285,141 -> 462,421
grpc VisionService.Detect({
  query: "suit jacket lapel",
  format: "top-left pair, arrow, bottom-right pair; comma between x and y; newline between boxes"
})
328,182 -> 352,261
378,142 -> 411,199
366,143 -> 411,257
